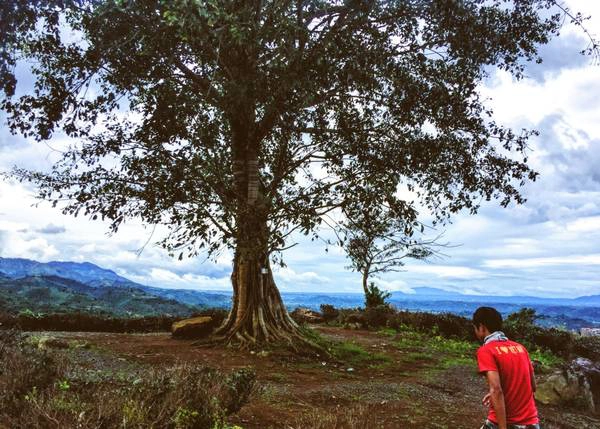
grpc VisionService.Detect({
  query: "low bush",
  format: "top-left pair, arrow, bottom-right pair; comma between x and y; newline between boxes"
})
319,304 -> 339,323
0,308 -> 228,334
386,311 -> 473,340
573,335 -> 600,361
337,308 -> 367,328
364,304 -> 395,328
0,330 -> 60,417
502,308 -> 600,361
326,305 -> 598,363
0,329 -> 255,429
530,328 -> 575,359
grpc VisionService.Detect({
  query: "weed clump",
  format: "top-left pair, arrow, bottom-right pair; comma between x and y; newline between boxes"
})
0,330 -> 59,417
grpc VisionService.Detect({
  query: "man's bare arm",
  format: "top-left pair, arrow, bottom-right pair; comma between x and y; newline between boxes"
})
485,370 -> 507,429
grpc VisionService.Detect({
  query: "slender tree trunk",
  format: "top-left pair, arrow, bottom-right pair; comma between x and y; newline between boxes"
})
362,259 -> 372,306
362,270 -> 369,296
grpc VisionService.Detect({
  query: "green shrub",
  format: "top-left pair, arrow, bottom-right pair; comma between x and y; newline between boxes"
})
364,282 -> 391,308
337,308 -> 367,328
386,311 -> 473,340
573,335 -> 600,361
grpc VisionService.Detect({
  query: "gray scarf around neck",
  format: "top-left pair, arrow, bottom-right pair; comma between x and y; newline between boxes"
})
484,331 -> 508,345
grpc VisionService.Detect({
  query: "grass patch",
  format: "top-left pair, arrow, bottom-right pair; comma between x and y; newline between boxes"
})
401,351 -> 438,364
376,327 -> 397,337
331,341 -> 391,366
293,404 -> 377,429
268,372 -> 288,382
258,383 -> 280,403
299,326 -> 391,367
392,326 -> 477,371
530,348 -> 564,371
368,361 -> 393,370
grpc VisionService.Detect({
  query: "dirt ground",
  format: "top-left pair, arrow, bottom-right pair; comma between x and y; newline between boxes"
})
45,326 -> 600,429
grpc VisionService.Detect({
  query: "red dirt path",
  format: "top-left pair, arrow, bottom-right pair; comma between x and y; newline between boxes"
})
53,327 -> 599,429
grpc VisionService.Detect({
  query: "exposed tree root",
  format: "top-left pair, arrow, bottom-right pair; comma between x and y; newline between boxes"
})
191,254 -> 329,357
193,323 -> 328,358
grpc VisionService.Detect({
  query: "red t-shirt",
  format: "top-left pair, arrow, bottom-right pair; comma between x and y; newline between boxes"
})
476,339 -> 538,425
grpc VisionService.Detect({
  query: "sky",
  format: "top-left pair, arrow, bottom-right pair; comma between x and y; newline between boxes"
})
0,1 -> 599,299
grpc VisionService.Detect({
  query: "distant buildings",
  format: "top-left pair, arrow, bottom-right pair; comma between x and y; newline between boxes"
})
580,328 -> 600,337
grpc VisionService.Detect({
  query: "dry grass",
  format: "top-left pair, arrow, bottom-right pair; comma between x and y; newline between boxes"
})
291,404 -> 381,429
0,329 -> 254,429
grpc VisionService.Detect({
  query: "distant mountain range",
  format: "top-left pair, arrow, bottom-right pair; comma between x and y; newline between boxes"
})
0,257 -> 598,329
0,257 -> 215,317
0,257 -> 232,311
0,274 -> 198,317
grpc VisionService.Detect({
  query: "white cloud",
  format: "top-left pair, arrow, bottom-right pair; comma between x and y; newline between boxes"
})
126,268 -> 231,291
273,266 -> 331,285
0,232 -> 59,261
483,254 -> 600,269
36,223 -> 66,234
405,264 -> 488,280
565,216 -> 600,233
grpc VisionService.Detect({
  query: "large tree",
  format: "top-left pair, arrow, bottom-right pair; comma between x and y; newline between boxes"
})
0,0 -> 587,346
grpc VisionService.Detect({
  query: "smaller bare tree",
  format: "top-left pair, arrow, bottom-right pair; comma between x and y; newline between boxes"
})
341,202 -> 444,308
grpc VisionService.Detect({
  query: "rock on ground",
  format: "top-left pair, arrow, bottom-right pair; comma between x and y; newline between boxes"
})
537,358 -> 600,414
171,316 -> 214,339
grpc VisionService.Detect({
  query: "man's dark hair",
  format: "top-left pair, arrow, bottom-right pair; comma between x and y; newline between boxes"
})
473,307 -> 503,332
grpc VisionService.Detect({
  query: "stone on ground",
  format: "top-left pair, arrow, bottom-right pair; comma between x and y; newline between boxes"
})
171,316 -> 214,339
290,307 -> 324,324
536,358 -> 600,414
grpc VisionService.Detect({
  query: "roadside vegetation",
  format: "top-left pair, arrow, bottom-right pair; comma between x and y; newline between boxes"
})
0,308 -> 228,333
0,329 -> 254,429
308,304 -> 600,365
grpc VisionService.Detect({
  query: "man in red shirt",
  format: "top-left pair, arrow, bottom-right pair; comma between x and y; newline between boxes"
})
473,307 -> 540,429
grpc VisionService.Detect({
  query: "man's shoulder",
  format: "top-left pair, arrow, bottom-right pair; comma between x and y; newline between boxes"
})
476,342 -> 495,357
506,339 -> 529,353
477,340 -> 529,356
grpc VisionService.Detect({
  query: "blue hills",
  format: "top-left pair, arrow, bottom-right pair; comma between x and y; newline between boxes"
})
0,257 -> 222,317
0,257 -> 232,310
0,257 -> 598,329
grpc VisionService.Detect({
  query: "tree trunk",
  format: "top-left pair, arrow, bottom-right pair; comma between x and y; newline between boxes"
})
214,247 -> 303,347
211,149 -> 307,348
362,258 -> 372,299
362,270 -> 369,296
